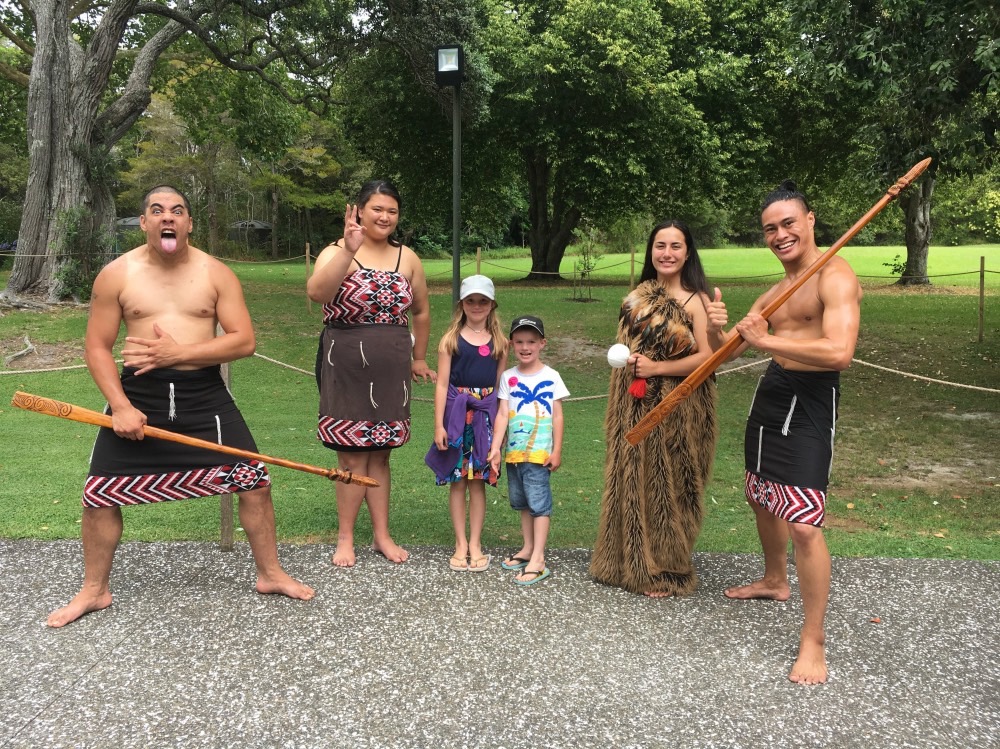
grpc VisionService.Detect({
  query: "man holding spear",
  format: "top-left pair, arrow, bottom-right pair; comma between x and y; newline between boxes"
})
715,180 -> 862,684
48,185 -> 314,628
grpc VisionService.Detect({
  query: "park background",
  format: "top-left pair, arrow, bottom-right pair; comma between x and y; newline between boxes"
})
0,2 -> 997,560
1,245 -> 997,561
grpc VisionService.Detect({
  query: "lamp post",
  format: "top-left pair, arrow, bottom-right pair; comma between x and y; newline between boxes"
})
435,45 -> 464,304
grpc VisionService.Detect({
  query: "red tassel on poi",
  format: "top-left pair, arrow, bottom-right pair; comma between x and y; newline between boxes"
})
628,378 -> 647,399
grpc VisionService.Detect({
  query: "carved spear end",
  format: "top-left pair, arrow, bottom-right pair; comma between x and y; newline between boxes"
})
888,157 -> 933,198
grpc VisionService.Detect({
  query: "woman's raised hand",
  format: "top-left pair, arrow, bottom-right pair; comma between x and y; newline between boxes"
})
343,203 -> 366,254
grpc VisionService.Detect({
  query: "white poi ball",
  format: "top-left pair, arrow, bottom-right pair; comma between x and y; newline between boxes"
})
607,343 -> 631,369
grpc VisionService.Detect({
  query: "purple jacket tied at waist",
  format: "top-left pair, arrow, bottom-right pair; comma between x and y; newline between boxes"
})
424,385 -> 498,478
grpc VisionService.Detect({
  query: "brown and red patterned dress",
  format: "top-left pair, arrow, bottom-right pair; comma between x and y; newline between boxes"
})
316,250 -> 414,451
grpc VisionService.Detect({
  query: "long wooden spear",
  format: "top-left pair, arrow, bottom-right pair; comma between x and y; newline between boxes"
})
11,391 -> 379,487
625,157 -> 933,446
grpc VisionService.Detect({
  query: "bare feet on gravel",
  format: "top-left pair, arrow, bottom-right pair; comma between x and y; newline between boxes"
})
256,572 -> 315,600
788,639 -> 827,684
332,530 -> 356,567
723,578 -> 791,601
331,543 -> 356,567
47,590 -> 113,628
372,537 -> 409,564
789,636 -> 828,685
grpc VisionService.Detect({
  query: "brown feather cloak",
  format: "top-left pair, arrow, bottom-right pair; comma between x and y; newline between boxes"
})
589,281 -> 718,595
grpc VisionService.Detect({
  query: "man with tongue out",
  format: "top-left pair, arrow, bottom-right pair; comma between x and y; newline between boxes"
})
47,185 -> 314,628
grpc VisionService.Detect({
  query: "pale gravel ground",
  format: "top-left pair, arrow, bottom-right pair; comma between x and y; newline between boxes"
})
1,540 -> 997,749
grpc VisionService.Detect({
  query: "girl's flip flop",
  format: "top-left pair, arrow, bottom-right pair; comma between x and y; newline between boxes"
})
501,556 -> 530,570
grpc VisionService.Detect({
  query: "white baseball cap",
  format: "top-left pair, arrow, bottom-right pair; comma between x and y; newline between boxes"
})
460,275 -> 495,301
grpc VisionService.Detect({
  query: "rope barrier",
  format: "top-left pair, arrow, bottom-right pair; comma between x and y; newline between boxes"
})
5,249 -> 997,283
0,362 -> 89,375
0,359 -> 121,375
250,352 -> 312,376
425,259 -> 476,278
477,257 -> 634,275
225,254 -> 308,264
2,339 -> 996,398
851,358 -> 1000,393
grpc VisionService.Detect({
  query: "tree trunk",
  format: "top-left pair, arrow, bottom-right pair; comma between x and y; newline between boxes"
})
524,146 -> 581,280
271,185 -> 280,259
203,147 -> 220,254
2,0 -> 183,301
5,0 -> 93,300
897,174 -> 934,286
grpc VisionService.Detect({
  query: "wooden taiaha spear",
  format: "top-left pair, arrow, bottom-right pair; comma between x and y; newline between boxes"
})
11,391 -> 379,487
624,157 -> 933,446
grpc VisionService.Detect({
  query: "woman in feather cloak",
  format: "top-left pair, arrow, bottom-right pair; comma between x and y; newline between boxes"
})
590,220 -> 722,596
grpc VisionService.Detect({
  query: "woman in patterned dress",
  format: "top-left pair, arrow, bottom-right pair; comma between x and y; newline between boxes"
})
307,180 -> 436,567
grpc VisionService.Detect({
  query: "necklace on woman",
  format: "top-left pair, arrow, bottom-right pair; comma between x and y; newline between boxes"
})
466,325 -> 486,334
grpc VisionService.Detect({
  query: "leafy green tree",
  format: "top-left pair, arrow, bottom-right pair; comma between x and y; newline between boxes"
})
792,0 -> 1000,284
0,0 -> 353,302
487,0 -> 721,276
342,0 -> 728,276
116,93 -> 249,253
336,0 -> 521,253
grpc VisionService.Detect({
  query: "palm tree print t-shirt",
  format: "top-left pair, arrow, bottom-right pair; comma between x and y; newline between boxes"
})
497,365 -> 570,465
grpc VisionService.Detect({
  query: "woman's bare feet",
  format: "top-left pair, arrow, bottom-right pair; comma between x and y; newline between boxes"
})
256,572 -> 315,600
724,578 -> 791,601
372,537 -> 409,564
330,527 -> 358,567
47,590 -> 113,628
331,540 -> 356,567
789,635 -> 827,684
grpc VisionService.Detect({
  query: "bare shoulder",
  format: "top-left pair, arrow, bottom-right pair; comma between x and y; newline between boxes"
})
683,292 -> 708,322
751,279 -> 785,312
316,240 -> 345,259
93,249 -> 134,289
197,249 -> 240,283
819,256 -> 861,297
399,245 -> 425,278
400,244 -> 421,265
822,255 -> 858,279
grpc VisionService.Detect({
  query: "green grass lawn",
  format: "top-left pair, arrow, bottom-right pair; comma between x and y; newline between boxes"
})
408,243 -> 1000,289
1,244 -> 998,560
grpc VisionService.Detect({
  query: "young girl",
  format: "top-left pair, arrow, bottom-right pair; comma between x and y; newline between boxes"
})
425,275 -> 508,572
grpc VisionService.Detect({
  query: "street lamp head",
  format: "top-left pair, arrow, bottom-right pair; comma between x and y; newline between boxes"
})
435,45 -> 464,88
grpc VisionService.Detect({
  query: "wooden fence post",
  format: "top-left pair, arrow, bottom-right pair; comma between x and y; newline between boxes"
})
476,246 -> 481,274
630,243 -> 636,289
305,242 -> 313,314
979,256 -> 985,344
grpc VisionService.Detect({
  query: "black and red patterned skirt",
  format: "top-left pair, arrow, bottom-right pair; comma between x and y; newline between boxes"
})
83,367 -> 269,508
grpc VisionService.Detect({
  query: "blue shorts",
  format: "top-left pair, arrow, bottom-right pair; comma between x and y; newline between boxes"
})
506,462 -> 552,517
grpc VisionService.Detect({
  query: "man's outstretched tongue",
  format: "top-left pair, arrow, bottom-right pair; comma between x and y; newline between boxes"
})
161,232 -> 177,252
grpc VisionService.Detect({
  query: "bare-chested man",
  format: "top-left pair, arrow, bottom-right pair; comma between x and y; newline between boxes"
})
709,180 -> 861,684
48,185 -> 314,628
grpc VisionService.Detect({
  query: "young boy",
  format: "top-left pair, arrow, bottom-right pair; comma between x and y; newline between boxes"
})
488,315 -> 569,585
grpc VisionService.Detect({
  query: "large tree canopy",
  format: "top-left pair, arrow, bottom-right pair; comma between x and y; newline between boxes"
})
0,0 -> 353,302
793,0 -> 1000,284
342,0 -> 810,276
342,0 -> 728,277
